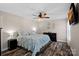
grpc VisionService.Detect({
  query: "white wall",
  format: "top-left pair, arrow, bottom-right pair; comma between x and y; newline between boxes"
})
0,11 -> 67,51
69,23 -> 79,55
53,19 -> 67,42
0,11 -> 35,51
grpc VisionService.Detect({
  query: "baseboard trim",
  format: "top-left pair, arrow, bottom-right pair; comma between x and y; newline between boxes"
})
1,48 -> 8,52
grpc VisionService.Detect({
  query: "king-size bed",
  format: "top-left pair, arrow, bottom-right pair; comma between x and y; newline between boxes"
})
17,34 -> 50,56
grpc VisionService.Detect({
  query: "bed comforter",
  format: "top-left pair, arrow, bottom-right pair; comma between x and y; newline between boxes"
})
17,34 -> 50,55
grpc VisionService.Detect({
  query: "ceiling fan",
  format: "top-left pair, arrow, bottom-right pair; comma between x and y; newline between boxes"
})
33,11 -> 50,19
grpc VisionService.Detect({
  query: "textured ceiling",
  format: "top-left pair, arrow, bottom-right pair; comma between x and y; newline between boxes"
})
0,3 -> 70,20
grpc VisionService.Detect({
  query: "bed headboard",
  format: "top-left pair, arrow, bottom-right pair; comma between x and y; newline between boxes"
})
43,32 -> 57,42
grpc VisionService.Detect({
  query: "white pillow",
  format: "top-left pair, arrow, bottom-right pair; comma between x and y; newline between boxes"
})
13,32 -> 19,39
28,31 -> 37,35
18,31 -> 29,36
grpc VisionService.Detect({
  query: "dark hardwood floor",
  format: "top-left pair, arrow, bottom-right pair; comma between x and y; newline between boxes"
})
37,42 -> 73,56
1,47 -> 32,56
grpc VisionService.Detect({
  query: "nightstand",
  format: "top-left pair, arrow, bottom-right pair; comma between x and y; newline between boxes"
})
8,39 -> 17,50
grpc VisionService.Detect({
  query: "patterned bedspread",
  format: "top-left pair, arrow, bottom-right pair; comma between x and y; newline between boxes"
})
36,41 -> 73,56
17,34 -> 50,56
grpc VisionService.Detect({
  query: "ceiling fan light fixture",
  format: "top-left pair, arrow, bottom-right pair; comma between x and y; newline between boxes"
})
33,11 -> 50,19
44,13 -> 47,16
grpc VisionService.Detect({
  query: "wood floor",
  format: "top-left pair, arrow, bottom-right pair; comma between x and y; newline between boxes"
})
1,41 -> 73,56
37,42 -> 73,56
1,47 -> 32,56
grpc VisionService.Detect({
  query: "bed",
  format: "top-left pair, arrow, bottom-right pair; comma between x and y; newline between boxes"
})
17,34 -> 50,56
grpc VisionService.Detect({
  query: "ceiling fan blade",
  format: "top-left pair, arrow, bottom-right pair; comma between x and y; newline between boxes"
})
45,17 -> 50,18
33,16 -> 39,19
